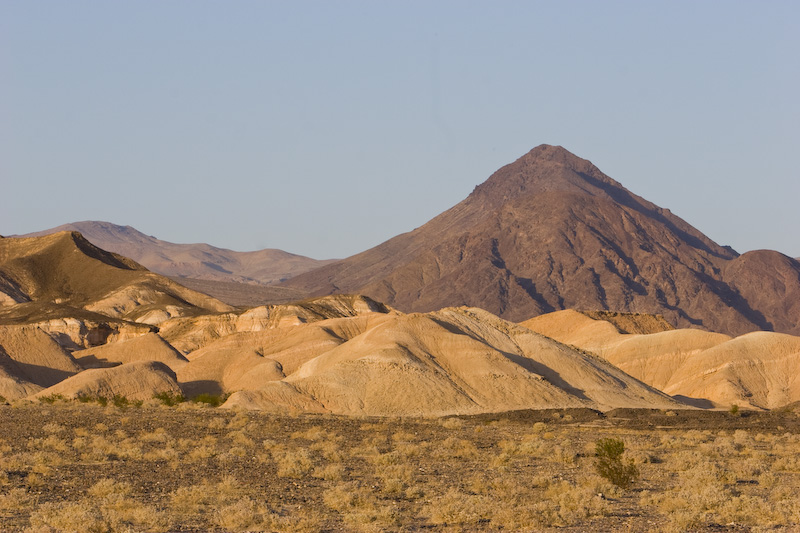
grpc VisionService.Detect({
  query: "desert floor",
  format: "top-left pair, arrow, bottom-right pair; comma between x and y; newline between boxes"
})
2,402 -> 800,532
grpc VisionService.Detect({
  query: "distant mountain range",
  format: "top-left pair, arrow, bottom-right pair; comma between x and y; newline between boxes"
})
10,145 -> 799,337
18,221 -> 335,285
2,144 -> 800,414
2,231 -> 799,413
284,145 -> 800,336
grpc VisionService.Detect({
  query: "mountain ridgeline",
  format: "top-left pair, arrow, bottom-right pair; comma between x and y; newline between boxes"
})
284,145 -> 800,336
20,221 -> 335,286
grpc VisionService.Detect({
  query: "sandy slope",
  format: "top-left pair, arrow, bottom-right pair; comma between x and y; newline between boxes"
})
0,325 -> 82,387
522,310 -> 800,409
218,306 -> 680,415
32,361 -> 182,401
72,332 -> 188,371
27,295 -> 681,415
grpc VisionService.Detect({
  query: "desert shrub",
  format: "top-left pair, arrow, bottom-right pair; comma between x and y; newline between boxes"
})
41,423 -> 64,434
207,416 -> 227,430
140,427 -> 169,443
215,497 -> 266,531
490,451 -> 512,469
154,391 -> 185,406
291,425 -> 328,441
391,430 -> 416,442
169,483 -> 214,515
226,410 -> 249,429
0,487 -> 31,511
312,462 -> 345,481
323,482 -> 373,512
192,393 -> 227,407
341,503 -> 401,531
227,430 -> 254,448
729,404 -> 740,415
439,417 -> 462,429
37,435 -> 69,453
310,439 -> 343,461
376,464 -> 413,497
113,395 -> 141,408
440,436 -> 478,458
594,438 -> 639,489
273,448 -> 313,478
37,394 -> 66,404
543,480 -> 611,526
28,501 -> 107,532
88,478 -> 133,499
422,488 -> 492,526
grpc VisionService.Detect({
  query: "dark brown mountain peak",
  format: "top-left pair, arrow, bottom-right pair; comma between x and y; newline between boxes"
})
283,144 -> 790,335
520,144 -> 600,171
469,145 -> 622,210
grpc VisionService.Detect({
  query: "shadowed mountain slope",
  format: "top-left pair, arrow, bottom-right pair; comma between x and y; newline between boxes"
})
20,221 -> 335,285
284,145 -> 800,336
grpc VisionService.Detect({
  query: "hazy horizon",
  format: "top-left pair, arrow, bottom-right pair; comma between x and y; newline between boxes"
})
2,1 -> 798,259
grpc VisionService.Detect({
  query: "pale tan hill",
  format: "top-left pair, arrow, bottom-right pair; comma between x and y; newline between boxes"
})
20,221 -> 335,285
0,351 -> 43,400
221,383 -> 329,414
176,313 -> 393,396
159,294 -> 393,354
0,325 -> 82,387
221,307 -> 681,416
595,329 -> 732,393
521,310 -> 623,353
32,361 -> 182,401
662,332 -> 800,410
72,333 -> 188,371
0,232 -> 233,326
522,309 -> 800,409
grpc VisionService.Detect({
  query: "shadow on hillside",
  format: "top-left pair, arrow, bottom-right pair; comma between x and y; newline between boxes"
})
180,380 -> 224,397
672,395 -> 715,409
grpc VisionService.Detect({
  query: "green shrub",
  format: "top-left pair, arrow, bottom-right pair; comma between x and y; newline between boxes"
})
594,438 -> 639,489
154,392 -> 186,406
38,394 -> 67,404
729,404 -> 740,416
191,393 -> 227,407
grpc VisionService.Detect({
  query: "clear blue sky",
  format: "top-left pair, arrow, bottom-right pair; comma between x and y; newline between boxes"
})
2,1 -> 798,259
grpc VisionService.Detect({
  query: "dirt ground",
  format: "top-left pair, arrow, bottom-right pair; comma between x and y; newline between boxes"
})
1,403 -> 799,532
